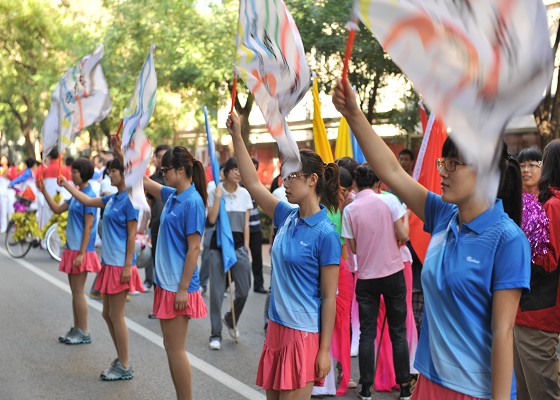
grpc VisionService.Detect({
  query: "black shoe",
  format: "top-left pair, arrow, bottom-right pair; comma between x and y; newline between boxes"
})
254,287 -> 268,294
400,383 -> 412,400
358,385 -> 371,400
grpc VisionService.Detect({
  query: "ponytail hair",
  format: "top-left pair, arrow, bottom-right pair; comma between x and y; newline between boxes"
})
300,149 -> 340,212
497,143 -> 522,226
162,146 -> 208,207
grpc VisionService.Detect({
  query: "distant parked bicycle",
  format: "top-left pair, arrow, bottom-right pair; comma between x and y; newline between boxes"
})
4,190 -> 65,261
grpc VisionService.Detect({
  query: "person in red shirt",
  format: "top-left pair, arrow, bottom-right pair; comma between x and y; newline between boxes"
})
514,139 -> 560,400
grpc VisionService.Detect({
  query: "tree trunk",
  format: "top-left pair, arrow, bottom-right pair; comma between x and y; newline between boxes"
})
366,74 -> 380,124
4,96 -> 35,158
23,127 -> 35,158
534,21 -> 560,145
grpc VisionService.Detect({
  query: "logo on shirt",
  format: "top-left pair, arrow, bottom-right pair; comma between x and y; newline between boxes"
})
466,256 -> 480,264
171,212 -> 177,217
300,241 -> 309,247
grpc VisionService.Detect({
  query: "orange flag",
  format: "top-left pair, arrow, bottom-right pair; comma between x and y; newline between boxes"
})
408,103 -> 447,264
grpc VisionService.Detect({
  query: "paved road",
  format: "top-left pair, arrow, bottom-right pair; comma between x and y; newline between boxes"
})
0,239 -> 402,400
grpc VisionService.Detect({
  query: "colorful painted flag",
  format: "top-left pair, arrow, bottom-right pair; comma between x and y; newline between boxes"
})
355,0 -> 553,201
235,0 -> 310,178
121,45 -> 157,212
41,44 -> 112,159
351,131 -> 365,164
335,117 -> 353,160
312,76 -> 333,163
408,102 -> 447,264
204,106 -> 237,272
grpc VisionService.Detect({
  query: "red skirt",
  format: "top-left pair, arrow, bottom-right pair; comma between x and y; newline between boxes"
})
256,320 -> 324,391
93,264 -> 146,295
411,375 -> 488,400
152,286 -> 208,320
59,249 -> 101,274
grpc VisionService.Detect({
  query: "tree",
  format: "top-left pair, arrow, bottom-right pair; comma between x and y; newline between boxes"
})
288,0 -> 419,134
534,17 -> 560,144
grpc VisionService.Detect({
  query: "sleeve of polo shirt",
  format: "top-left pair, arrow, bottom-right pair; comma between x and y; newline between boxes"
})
424,191 -> 454,234
319,229 -> 341,267
384,194 -> 406,221
124,197 -> 139,222
274,201 -> 295,229
160,186 -> 175,205
492,231 -> 531,293
243,190 -> 253,210
101,194 -> 112,206
341,207 -> 354,240
184,199 -> 205,237
83,202 -> 95,216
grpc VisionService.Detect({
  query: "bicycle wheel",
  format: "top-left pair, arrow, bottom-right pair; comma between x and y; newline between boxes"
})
4,220 -> 32,258
46,223 -> 63,262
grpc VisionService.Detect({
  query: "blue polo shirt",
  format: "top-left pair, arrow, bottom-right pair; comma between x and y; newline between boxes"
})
101,191 -> 139,266
154,184 -> 205,293
415,192 -> 530,399
269,201 -> 341,332
65,185 -> 97,251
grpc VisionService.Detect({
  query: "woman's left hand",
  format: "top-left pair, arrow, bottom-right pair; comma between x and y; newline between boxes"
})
315,349 -> 331,381
72,253 -> 84,269
121,266 -> 131,284
174,290 -> 188,311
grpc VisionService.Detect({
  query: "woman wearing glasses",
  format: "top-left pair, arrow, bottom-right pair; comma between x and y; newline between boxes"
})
517,148 -> 542,196
514,140 -> 560,400
226,112 -> 341,399
142,146 -> 208,400
61,157 -> 144,381
333,78 -> 529,400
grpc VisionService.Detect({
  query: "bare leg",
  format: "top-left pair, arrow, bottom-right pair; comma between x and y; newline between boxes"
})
102,293 -> 116,349
68,272 -> 89,332
278,382 -> 314,400
107,291 -> 129,368
160,320 -> 179,393
160,316 -> 192,400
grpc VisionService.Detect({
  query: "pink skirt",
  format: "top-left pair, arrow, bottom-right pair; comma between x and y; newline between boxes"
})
152,286 -> 208,320
58,249 -> 102,274
256,320 -> 324,391
93,264 -> 146,295
411,375 -> 488,400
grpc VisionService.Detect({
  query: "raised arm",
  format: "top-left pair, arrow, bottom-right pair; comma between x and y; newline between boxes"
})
143,175 -> 163,202
39,185 -> 69,215
60,176 -> 105,208
333,79 -> 428,222
226,113 -> 279,219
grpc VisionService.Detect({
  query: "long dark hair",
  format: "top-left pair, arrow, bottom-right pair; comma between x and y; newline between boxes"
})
538,139 -> 560,205
162,146 -> 208,207
299,149 -> 340,212
442,137 -> 522,226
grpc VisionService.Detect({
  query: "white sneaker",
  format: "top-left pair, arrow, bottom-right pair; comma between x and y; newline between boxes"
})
223,317 -> 240,340
209,338 -> 221,350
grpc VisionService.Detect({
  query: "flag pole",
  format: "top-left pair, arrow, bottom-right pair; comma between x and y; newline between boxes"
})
230,74 -> 237,114
115,119 -> 123,141
227,270 -> 239,344
342,18 -> 358,82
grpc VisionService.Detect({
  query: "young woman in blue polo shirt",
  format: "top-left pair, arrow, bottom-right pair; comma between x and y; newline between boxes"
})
226,113 -> 341,399
333,78 -> 530,400
40,157 -> 101,345
142,146 -> 208,400
61,158 -> 144,381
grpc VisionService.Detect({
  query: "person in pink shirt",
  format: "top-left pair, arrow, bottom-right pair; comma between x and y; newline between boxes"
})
342,163 -> 412,400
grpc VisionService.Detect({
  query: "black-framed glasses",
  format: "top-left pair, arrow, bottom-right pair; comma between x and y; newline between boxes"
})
519,161 -> 542,171
161,166 -> 176,174
284,172 -> 310,184
435,158 -> 469,172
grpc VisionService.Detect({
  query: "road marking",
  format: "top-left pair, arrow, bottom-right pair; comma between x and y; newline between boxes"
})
0,247 -> 265,400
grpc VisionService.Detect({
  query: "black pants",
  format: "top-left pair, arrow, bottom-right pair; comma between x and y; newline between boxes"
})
249,230 -> 263,289
356,270 -> 410,388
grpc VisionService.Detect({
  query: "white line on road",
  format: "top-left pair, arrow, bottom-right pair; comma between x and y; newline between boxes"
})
0,247 -> 265,400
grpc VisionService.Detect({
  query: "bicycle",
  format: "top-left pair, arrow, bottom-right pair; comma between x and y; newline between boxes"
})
4,194 -> 64,261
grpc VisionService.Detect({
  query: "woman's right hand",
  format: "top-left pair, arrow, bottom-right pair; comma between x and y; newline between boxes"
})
332,78 -> 360,119
226,112 -> 242,138
59,175 -> 69,188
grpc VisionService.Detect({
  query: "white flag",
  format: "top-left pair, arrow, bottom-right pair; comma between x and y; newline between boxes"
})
122,45 -> 157,211
355,0 -> 553,201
